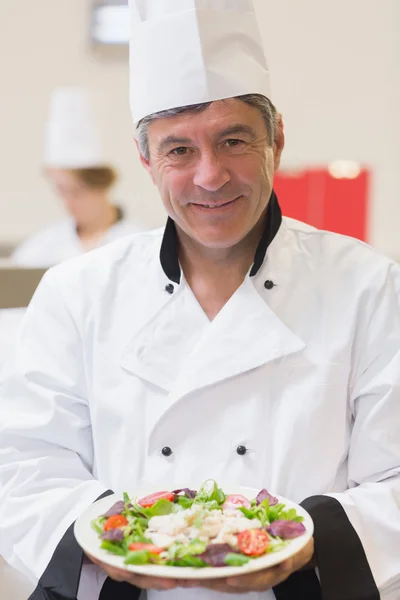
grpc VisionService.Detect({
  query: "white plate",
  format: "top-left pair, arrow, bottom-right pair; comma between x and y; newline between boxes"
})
74,485 -> 314,580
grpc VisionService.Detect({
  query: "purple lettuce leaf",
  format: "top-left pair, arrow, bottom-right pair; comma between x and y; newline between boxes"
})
172,488 -> 197,499
102,501 -> 125,517
197,544 -> 240,567
100,528 -> 125,542
266,520 -> 306,539
256,489 -> 279,506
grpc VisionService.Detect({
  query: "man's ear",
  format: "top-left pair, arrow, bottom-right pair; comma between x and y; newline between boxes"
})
273,113 -> 285,172
134,138 -> 156,184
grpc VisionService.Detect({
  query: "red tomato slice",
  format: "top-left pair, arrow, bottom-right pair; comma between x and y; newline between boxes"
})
103,515 -> 128,531
237,529 -> 270,556
128,543 -> 164,554
138,491 -> 175,508
222,494 -> 252,510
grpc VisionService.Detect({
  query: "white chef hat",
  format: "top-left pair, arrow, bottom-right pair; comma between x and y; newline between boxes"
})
129,0 -> 271,124
44,87 -> 105,168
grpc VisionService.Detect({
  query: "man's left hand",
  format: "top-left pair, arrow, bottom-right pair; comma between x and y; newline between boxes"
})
180,538 -> 314,593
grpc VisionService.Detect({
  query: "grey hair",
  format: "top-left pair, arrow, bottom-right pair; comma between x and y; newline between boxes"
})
136,94 -> 278,161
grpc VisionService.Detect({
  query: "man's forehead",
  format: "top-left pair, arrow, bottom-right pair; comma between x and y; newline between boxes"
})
149,99 -> 264,144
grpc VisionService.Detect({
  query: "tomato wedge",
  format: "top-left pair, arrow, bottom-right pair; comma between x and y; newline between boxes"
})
128,543 -> 164,554
138,491 -> 174,508
237,529 -> 270,556
222,494 -> 252,510
103,515 -> 128,531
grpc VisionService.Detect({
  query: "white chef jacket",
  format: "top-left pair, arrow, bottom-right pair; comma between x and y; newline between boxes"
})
0,198 -> 399,600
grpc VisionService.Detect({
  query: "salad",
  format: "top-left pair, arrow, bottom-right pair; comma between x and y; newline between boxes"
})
91,480 -> 306,568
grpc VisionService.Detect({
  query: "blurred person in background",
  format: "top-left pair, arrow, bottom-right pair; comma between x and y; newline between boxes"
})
0,87 -> 145,368
0,87 -> 146,599
12,86 -> 143,267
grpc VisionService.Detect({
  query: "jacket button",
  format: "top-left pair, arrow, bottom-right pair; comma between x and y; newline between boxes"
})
165,284 -> 175,294
264,280 -> 275,290
236,445 -> 248,456
161,446 -> 173,457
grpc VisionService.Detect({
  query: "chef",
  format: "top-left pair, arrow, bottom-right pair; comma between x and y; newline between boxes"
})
12,86 -> 143,267
0,86 -> 144,372
0,1 -> 399,600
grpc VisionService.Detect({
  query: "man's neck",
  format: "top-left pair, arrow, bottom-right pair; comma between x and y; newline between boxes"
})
177,215 -> 266,320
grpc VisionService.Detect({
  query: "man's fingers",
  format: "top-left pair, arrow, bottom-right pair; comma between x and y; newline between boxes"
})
127,575 -> 179,590
226,540 -> 315,591
293,539 -> 315,570
226,561 -> 290,590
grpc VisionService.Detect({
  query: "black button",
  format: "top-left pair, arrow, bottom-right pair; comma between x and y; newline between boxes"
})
236,445 -> 247,456
165,284 -> 175,294
161,446 -> 173,457
264,280 -> 275,290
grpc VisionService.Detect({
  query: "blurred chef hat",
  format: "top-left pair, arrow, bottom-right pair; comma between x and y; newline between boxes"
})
44,87 -> 105,168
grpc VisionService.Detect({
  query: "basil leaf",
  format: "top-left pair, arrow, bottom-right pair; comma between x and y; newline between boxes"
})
101,540 -> 127,556
168,556 -> 207,567
224,553 -> 250,566
124,550 -> 151,565
140,499 -> 174,518
176,496 -> 194,509
176,539 -> 207,558
91,519 -> 104,535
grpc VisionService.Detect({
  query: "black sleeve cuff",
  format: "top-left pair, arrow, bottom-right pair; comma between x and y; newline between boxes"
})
29,490 -> 114,600
99,577 -> 141,600
273,495 -> 380,600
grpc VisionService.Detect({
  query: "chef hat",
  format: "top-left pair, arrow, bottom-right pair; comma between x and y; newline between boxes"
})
44,87 -> 105,168
129,0 -> 271,124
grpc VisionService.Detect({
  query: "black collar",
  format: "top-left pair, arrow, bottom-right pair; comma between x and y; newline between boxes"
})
160,190 -> 282,284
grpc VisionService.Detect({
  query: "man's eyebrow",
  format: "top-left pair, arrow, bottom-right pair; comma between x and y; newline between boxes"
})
216,124 -> 257,139
157,135 -> 192,152
157,125 -> 258,152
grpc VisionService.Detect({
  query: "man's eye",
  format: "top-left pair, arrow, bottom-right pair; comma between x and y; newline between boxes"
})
225,139 -> 245,147
170,147 -> 188,156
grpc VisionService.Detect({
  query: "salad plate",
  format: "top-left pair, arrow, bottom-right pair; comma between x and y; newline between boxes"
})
74,480 -> 313,579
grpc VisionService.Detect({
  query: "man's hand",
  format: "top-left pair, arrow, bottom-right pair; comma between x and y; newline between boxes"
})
86,538 -> 314,593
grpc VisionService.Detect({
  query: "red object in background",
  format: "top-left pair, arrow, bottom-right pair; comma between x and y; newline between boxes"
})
274,168 -> 370,241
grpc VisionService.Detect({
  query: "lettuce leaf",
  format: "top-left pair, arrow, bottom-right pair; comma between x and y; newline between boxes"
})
136,499 -> 174,519
256,489 -> 279,506
124,550 -> 151,565
102,501 -> 125,517
198,544 -> 240,567
194,480 -> 226,507
101,529 -> 124,542
266,520 -> 306,539
167,556 -> 207,567
224,553 -> 250,566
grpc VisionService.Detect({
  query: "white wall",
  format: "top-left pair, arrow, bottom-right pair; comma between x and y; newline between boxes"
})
258,0 -> 400,258
0,0 -> 164,244
0,0 -> 399,256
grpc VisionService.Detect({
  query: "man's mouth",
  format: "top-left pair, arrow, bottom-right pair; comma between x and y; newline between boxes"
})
194,197 -> 240,209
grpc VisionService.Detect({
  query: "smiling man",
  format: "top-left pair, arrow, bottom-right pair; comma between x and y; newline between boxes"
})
0,1 -> 399,600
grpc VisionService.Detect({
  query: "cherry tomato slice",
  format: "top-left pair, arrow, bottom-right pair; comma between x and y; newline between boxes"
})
103,515 -> 128,531
237,529 -> 270,556
128,543 -> 164,554
138,491 -> 175,508
222,494 -> 252,510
